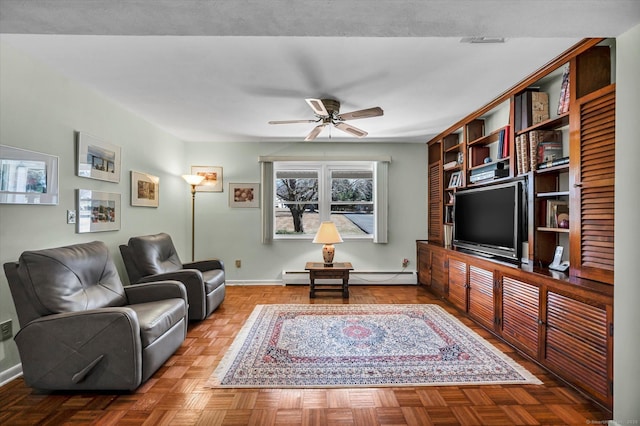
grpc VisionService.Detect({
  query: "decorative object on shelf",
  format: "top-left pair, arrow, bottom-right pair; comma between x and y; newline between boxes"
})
76,132 -> 121,183
448,171 -> 461,188
130,171 -> 159,207
0,145 -> 59,205
457,151 -> 464,164
483,157 -> 492,164
191,165 -> 223,192
229,182 -> 260,208
76,189 -> 121,233
546,200 -> 568,228
312,221 -> 343,266
443,160 -> 458,170
182,174 -> 205,261
557,65 -> 570,115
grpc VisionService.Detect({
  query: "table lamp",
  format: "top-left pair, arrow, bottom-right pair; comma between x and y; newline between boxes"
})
313,221 -> 343,266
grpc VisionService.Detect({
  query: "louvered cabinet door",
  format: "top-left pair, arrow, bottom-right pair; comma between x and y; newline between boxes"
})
428,162 -> 443,243
501,275 -> 540,358
543,291 -> 612,408
447,256 -> 467,312
430,249 -> 448,298
571,86 -> 615,285
468,265 -> 495,330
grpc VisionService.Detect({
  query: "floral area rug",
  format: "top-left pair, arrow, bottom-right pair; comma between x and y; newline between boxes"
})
207,304 -> 541,388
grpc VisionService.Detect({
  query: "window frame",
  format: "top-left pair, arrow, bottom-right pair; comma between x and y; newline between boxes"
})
273,161 -> 375,241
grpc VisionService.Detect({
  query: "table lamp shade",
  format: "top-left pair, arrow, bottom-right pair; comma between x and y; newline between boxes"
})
313,221 -> 343,265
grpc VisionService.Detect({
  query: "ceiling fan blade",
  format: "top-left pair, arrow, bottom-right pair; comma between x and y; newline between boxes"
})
334,122 -> 368,138
268,119 -> 317,125
304,124 -> 326,141
337,107 -> 384,121
305,98 -> 329,116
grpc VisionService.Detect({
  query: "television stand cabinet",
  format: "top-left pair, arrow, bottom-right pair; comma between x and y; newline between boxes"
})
417,240 -> 613,414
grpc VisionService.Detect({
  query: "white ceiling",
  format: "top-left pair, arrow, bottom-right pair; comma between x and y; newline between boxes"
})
1,1 -> 639,143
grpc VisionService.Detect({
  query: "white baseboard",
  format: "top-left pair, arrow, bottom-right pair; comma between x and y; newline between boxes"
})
0,363 -> 22,388
282,270 -> 417,285
226,280 -> 284,286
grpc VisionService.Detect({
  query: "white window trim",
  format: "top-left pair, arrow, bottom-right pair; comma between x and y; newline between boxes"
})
260,156 -> 389,244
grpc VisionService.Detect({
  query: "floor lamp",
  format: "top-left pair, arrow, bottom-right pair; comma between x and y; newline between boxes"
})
182,174 -> 205,261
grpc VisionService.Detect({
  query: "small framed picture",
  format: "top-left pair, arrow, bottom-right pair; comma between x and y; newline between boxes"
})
76,189 -> 121,233
0,144 -> 59,205
229,183 -> 260,208
448,171 -> 462,188
131,171 -> 159,207
76,132 -> 121,183
191,165 -> 223,192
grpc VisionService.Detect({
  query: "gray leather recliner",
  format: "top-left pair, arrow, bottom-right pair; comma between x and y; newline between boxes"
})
119,233 -> 225,321
3,240 -> 188,391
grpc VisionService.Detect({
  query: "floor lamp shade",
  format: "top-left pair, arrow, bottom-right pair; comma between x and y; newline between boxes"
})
313,221 -> 343,266
182,174 -> 205,261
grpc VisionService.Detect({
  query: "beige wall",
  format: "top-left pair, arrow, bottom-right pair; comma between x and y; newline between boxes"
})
0,43 -> 190,379
613,23 -> 640,424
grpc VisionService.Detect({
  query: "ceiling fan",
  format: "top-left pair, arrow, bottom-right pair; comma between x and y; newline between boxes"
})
268,98 -> 384,141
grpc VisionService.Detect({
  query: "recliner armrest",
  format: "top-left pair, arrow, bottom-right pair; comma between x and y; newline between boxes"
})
15,307 -> 144,390
183,259 -> 225,271
124,280 -> 187,305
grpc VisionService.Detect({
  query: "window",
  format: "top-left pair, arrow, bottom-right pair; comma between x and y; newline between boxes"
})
272,162 -> 376,240
261,156 -> 389,243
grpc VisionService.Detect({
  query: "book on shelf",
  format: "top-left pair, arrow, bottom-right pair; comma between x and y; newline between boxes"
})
517,89 -> 549,130
529,130 -> 562,170
557,65 -> 570,115
466,119 -> 485,142
531,92 -> 550,124
517,132 -> 530,174
443,224 -> 453,247
501,125 -> 510,158
497,128 -> 504,159
443,160 -> 459,170
537,156 -> 569,169
469,146 -> 489,167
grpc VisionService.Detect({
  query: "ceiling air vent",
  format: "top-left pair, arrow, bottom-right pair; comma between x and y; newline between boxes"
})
460,37 -> 506,44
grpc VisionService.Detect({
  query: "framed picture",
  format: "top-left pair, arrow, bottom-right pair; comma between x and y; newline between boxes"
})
448,171 -> 461,188
76,189 -> 121,233
76,132 -> 121,183
229,183 -> 260,208
191,165 -> 223,192
0,145 -> 59,205
547,200 -> 569,228
131,171 -> 159,207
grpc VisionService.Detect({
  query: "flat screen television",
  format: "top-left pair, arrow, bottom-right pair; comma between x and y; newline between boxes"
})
453,180 -> 524,262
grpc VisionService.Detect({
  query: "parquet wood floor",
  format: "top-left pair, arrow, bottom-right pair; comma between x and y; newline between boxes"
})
0,285 -> 609,425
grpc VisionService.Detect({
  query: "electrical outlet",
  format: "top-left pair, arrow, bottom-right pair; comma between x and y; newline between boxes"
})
0,319 -> 12,341
402,258 -> 409,268
235,259 -> 241,268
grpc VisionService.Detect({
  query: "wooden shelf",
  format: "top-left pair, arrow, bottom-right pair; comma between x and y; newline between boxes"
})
467,126 -> 506,147
537,191 -> 570,197
535,163 -> 569,174
537,227 -> 570,233
444,143 -> 463,153
516,112 -> 570,136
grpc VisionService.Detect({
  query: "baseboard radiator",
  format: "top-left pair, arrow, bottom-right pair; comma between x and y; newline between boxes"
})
282,270 -> 417,286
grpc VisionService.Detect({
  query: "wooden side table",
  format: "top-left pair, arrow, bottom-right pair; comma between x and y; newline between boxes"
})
305,262 -> 354,298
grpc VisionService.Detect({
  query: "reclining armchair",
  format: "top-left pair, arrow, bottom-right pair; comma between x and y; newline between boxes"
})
119,233 -> 225,321
3,241 -> 188,391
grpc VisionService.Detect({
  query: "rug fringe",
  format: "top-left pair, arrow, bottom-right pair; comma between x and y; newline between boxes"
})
207,304 -> 266,387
